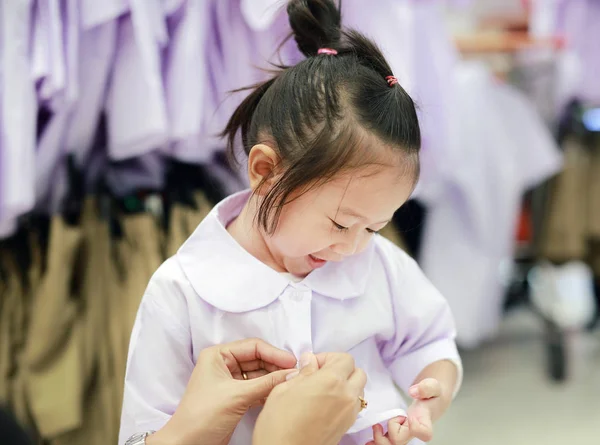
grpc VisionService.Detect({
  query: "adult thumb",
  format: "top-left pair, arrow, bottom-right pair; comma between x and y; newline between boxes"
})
243,369 -> 297,402
299,352 -> 319,376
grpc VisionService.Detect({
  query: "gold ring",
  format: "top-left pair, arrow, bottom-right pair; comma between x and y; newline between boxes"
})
242,372 -> 248,380
358,396 -> 368,411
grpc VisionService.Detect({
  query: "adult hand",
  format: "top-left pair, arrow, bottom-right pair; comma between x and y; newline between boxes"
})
253,352 -> 367,445
148,338 -> 297,445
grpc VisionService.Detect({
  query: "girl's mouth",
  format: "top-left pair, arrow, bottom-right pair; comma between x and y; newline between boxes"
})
308,254 -> 327,269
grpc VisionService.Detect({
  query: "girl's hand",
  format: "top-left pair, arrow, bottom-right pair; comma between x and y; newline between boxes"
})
253,352 -> 367,445
148,338 -> 297,445
366,378 -> 443,445
366,417 -> 411,445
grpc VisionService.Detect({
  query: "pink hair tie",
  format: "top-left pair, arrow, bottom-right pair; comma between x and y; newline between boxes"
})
385,76 -> 398,87
317,48 -> 338,56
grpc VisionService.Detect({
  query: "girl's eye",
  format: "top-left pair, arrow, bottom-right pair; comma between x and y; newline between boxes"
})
331,220 -> 349,232
366,228 -> 379,234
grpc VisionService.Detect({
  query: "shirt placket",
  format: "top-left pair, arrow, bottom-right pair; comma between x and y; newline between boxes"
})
280,283 -> 313,362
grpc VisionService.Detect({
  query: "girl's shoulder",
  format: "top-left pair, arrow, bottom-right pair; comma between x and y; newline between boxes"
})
145,256 -> 192,294
372,234 -> 419,276
370,235 -> 446,304
139,256 -> 197,318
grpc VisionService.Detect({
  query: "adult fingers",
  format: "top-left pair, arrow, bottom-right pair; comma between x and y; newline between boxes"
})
408,378 -> 442,400
231,369 -> 269,381
298,352 -> 319,375
219,339 -> 297,372
315,352 -> 356,379
261,352 -> 319,394
238,359 -> 284,373
347,367 -> 367,398
240,369 -> 298,403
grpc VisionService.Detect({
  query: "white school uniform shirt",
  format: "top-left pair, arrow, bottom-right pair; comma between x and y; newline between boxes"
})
105,0 -> 169,161
119,190 -> 462,445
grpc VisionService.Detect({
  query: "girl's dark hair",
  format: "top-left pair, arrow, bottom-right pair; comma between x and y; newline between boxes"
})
222,0 -> 421,234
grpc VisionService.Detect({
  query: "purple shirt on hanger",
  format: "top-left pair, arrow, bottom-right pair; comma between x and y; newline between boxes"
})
105,0 -> 169,161
0,0 -> 37,235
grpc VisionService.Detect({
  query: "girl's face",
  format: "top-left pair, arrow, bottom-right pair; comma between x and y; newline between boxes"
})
263,165 -> 414,277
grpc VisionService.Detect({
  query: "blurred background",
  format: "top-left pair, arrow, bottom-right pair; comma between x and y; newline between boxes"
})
1,0 -> 599,444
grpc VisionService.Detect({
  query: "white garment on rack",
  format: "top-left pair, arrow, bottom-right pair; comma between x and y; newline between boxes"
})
420,61 -> 563,348
34,0 -> 81,214
79,0 -> 128,29
163,0 -> 213,163
559,0 -> 600,105
329,0 -> 461,203
0,0 -> 37,234
35,0 -> 68,106
202,0 -> 299,160
105,0 -> 169,160
65,22 -> 118,166
240,0 -> 283,31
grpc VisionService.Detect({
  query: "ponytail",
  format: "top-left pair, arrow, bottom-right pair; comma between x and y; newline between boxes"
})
287,0 -> 342,57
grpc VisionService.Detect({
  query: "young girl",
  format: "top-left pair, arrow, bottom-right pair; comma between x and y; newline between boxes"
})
119,1 -> 462,444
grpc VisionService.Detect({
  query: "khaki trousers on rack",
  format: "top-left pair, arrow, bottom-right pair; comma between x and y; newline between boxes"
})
189,191 -> 213,230
118,213 -> 163,349
541,135 -> 600,275
166,191 -> 213,258
114,213 -> 163,411
587,136 -> 600,276
11,233 -> 42,430
166,204 -> 189,258
25,217 -> 84,439
51,200 -> 117,445
0,266 -> 6,401
0,250 -> 21,404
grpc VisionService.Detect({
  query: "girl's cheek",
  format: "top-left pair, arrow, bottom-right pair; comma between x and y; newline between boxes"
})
356,235 -> 373,254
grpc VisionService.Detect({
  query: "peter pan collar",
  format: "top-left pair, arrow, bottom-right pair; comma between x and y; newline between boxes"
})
176,190 -> 374,313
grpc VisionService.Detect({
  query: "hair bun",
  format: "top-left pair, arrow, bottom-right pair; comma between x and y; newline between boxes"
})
287,0 -> 342,57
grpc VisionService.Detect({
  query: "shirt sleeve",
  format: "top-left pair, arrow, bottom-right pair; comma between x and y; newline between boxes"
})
118,289 -> 193,444
377,242 -> 463,398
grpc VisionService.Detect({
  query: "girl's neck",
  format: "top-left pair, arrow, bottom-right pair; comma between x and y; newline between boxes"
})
226,198 -> 286,273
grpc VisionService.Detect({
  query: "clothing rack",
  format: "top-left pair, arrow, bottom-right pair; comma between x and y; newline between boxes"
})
454,23 -> 600,382
0,157 -> 233,444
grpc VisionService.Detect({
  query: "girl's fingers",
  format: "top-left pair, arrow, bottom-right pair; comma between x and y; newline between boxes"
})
387,416 -> 412,445
408,378 -> 441,400
408,411 -> 433,442
372,424 -> 392,445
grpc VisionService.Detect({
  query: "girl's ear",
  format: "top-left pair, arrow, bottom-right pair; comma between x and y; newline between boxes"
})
247,144 -> 281,195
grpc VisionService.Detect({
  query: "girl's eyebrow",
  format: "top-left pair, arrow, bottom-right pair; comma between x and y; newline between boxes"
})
338,207 -> 391,225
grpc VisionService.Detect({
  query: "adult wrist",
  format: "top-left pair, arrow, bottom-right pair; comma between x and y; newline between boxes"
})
145,423 -> 189,445
254,434 -> 298,445
144,430 -> 172,445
